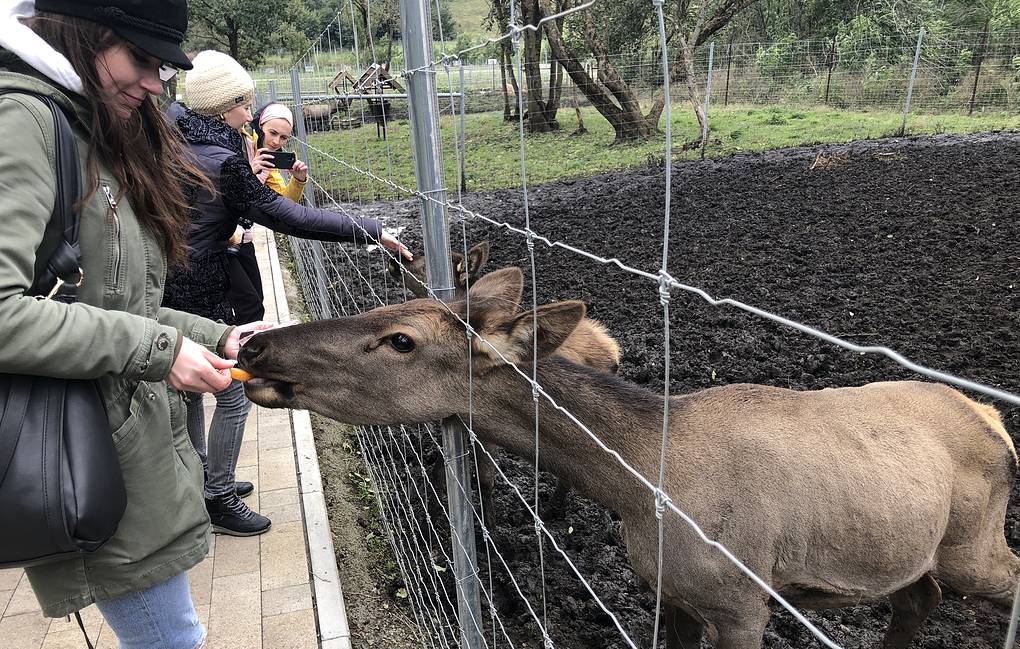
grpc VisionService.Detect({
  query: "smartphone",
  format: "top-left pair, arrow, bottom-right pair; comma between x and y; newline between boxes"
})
267,150 -> 296,170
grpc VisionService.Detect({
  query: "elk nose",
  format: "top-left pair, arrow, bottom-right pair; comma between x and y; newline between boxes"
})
237,336 -> 268,367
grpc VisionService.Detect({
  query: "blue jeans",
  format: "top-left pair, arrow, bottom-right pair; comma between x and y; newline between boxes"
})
96,572 -> 204,649
186,379 -> 253,499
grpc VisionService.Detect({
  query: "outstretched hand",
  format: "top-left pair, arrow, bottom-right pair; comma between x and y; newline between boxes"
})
223,321 -> 280,360
380,231 -> 413,261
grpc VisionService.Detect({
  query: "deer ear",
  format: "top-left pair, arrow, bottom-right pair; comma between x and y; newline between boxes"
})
500,301 -> 586,364
465,242 -> 490,277
387,256 -> 403,280
468,267 -> 523,311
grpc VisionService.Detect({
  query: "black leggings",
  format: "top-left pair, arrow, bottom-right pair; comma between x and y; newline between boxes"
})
226,241 -> 265,324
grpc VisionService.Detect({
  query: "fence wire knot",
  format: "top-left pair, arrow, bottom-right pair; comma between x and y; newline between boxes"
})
531,381 -> 540,403
524,228 -> 537,253
464,324 -> 476,339
533,514 -> 542,536
400,68 -> 412,79
657,270 -> 673,307
542,632 -> 555,649
651,0 -> 664,6
654,488 -> 672,520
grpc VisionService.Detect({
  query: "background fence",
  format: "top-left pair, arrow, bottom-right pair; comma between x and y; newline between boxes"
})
230,1 -> 1020,647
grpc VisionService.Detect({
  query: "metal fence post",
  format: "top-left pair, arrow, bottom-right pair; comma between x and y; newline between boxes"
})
723,40 -> 733,107
290,69 -> 316,208
704,42 -> 716,118
824,34 -> 836,105
400,0 -> 483,647
900,26 -> 925,135
268,80 -> 278,103
290,68 -> 333,319
700,42 -> 715,159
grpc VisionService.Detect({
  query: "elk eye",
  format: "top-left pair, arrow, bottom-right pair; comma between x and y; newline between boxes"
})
388,333 -> 415,353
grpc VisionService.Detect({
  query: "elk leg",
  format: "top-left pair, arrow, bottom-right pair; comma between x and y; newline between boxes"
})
544,479 -> 570,520
709,598 -> 769,649
880,573 -> 941,649
663,604 -> 702,649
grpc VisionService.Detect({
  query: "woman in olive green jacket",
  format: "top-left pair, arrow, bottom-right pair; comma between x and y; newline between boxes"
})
0,2 -> 268,647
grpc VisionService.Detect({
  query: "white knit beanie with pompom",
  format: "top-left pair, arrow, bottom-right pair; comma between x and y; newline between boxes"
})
185,50 -> 255,117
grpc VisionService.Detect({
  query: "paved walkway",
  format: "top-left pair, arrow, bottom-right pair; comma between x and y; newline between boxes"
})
0,228 -> 348,649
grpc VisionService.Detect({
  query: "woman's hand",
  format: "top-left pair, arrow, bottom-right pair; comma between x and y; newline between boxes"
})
222,321 -> 279,360
291,159 -> 309,182
227,225 -> 244,247
380,231 -> 413,261
251,147 -> 275,176
168,337 -> 234,393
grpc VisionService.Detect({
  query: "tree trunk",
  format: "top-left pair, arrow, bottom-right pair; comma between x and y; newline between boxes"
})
491,0 -> 521,122
500,46 -> 512,121
226,16 -> 240,62
520,0 -> 557,132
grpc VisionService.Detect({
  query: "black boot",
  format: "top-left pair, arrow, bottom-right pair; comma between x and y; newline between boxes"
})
205,492 -> 271,536
235,481 -> 255,499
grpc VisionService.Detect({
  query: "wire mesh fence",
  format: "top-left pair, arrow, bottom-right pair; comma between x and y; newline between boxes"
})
253,2 -> 1020,648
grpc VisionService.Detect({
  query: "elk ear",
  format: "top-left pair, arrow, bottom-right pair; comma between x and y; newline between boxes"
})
500,301 -> 586,364
387,255 -> 404,280
468,267 -> 523,311
465,242 -> 490,278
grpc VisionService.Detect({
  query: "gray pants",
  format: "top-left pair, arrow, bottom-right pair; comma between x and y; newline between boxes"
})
186,379 -> 253,499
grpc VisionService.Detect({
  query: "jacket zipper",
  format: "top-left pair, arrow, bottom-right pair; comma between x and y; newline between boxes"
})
102,184 -> 122,284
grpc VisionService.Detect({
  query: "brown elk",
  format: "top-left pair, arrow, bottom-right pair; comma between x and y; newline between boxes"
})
388,241 -> 620,373
389,245 -> 620,516
239,268 -> 1020,649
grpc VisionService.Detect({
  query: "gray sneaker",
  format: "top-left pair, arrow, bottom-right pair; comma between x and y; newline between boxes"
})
205,493 -> 271,536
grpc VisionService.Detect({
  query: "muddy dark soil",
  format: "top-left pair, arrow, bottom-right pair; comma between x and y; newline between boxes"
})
311,131 -> 1020,648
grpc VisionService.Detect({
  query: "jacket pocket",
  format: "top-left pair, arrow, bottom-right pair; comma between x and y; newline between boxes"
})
92,382 -> 207,567
100,182 -> 125,296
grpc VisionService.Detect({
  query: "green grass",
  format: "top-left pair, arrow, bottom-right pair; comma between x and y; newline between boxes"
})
304,104 -> 1020,202
450,0 -> 494,37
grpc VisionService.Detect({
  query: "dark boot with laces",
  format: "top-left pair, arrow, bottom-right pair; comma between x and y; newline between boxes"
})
205,492 -> 271,536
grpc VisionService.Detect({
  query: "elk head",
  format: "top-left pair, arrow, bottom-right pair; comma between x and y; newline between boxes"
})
238,267 -> 585,426
387,241 -> 490,299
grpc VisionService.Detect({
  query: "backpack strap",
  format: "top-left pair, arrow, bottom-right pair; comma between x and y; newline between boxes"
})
0,90 -> 82,301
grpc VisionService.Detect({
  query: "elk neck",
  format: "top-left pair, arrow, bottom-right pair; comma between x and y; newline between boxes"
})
468,356 -> 671,517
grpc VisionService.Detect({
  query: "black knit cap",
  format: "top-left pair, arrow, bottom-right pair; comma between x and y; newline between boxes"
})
35,0 -> 193,70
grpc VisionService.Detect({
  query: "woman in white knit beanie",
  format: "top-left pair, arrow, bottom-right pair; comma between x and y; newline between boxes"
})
184,50 -> 255,121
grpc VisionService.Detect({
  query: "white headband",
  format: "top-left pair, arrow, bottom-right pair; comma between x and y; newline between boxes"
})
259,103 -> 293,127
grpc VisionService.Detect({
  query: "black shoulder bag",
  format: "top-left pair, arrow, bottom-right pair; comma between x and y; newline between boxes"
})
0,93 -> 127,576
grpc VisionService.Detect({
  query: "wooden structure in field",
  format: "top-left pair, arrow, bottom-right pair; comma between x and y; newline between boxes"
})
329,64 -> 405,139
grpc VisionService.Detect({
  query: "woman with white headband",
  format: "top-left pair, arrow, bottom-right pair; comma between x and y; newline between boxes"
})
225,101 -> 309,324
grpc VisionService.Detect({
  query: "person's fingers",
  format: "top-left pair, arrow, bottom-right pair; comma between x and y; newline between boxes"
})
203,349 -> 237,370
400,243 -> 413,261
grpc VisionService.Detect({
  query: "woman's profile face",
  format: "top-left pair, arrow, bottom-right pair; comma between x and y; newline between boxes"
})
223,104 -> 253,129
95,44 -> 164,119
261,117 -> 293,151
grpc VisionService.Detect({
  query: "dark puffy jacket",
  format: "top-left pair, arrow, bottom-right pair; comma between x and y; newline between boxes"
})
163,104 -> 382,322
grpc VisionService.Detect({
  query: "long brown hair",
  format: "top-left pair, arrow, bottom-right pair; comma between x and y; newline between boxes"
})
24,12 -> 208,265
